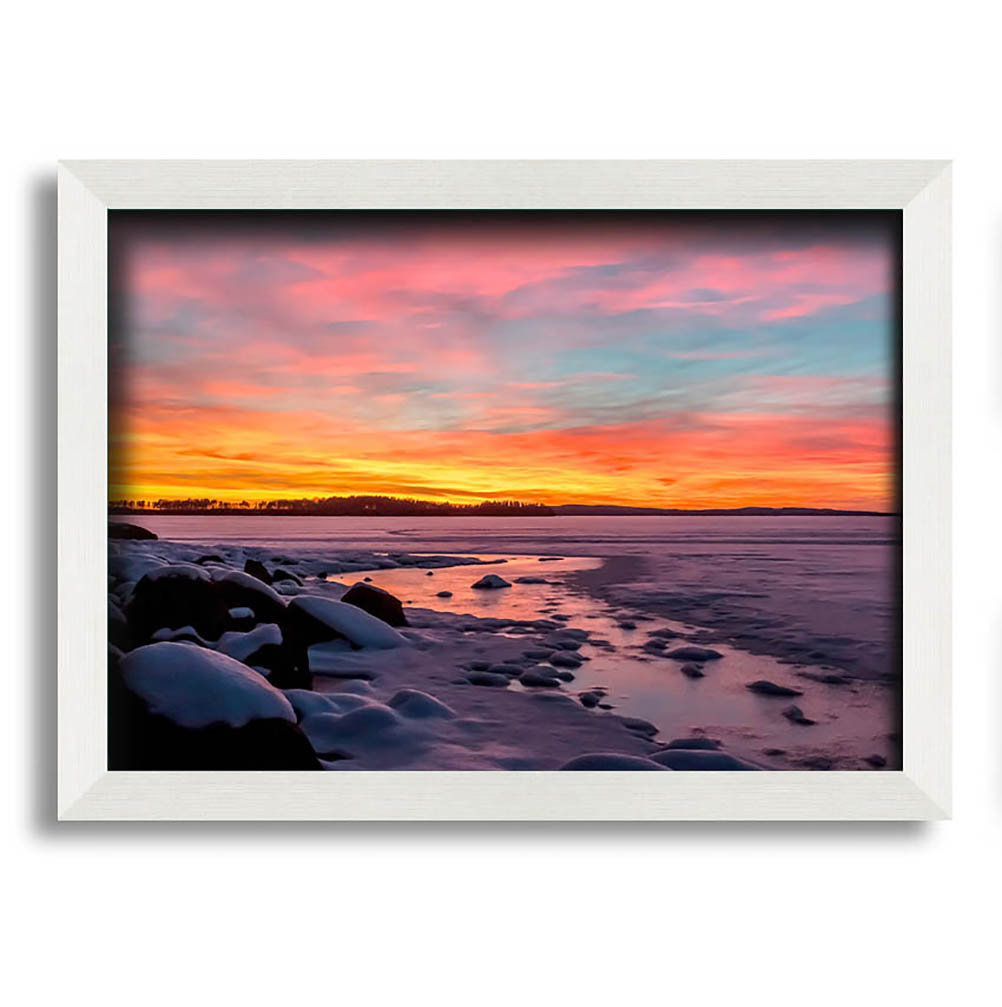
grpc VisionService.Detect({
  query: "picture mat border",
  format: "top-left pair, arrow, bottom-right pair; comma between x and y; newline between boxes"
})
57,160 -> 951,821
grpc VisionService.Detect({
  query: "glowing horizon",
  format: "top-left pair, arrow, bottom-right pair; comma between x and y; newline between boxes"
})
109,212 -> 898,511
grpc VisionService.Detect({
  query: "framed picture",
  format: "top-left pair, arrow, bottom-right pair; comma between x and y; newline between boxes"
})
58,160 -> 950,820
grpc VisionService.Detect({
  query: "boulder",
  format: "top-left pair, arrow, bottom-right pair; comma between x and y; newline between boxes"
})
244,558 -> 273,584
272,567 -> 303,586
471,574 -> 512,589
126,564 -> 228,642
467,671 -> 510,687
782,704 -> 816,725
664,645 -> 723,661
649,749 -> 760,771
215,570 -> 287,626
680,663 -> 705,678
110,642 -> 320,769
341,581 -> 407,626
746,680 -> 804,697
519,668 -> 561,688
550,651 -> 582,669
436,590 -> 453,598
560,753 -> 668,770
109,522 -> 157,540
388,689 -> 456,719
621,717 -> 659,736
660,737 -> 723,751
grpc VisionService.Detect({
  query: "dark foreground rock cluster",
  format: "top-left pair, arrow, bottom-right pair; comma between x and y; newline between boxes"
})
107,556 -> 409,771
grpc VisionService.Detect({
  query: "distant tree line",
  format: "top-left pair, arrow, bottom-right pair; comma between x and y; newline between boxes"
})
108,495 -> 555,517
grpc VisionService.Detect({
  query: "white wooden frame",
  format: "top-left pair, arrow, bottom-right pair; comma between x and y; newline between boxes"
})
57,160 -> 951,821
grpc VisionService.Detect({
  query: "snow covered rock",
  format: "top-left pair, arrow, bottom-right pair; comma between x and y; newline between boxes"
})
287,596 -> 409,650
216,623 -> 283,663
649,749 -> 760,771
341,581 -> 407,626
471,574 -> 512,590
215,570 -> 287,625
126,564 -> 228,642
109,642 -> 319,770
660,737 -> 723,751
621,717 -> 659,736
388,689 -> 456,719
560,753 -> 669,770
120,642 -> 295,728
519,668 -> 561,688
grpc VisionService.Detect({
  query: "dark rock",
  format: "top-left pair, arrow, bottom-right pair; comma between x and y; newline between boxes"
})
579,691 -> 602,708
560,753 -> 667,770
108,598 -> 133,651
661,737 -> 722,751
471,574 -> 512,589
467,671 -> 510,687
515,576 -> 548,584
864,753 -> 887,768
621,717 -> 659,736
665,645 -> 723,661
469,661 -> 490,671
746,679 -> 804,697
650,749 -> 760,771
797,755 -> 833,770
520,669 -> 561,688
341,582 -> 407,626
488,663 -> 525,677
550,651 -> 583,669
782,704 -> 816,725
272,567 -> 302,586
617,620 -> 637,630
680,663 -> 705,678
125,565 -> 228,642
648,628 -> 681,640
108,653 -> 319,770
109,522 -> 157,540
762,747 -> 787,756
216,572 -> 287,626
194,554 -> 223,565
245,643 -> 311,690
436,590 -> 453,598
244,558 -> 273,585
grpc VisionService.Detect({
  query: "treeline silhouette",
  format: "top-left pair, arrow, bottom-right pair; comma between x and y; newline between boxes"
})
108,495 -> 555,517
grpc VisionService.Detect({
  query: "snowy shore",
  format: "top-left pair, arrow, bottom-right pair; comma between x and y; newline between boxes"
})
108,521 -> 900,771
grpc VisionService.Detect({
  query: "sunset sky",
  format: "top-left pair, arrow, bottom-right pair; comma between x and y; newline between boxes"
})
108,212 -> 898,510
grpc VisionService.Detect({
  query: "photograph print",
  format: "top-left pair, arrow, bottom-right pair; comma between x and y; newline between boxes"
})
107,210 -> 901,772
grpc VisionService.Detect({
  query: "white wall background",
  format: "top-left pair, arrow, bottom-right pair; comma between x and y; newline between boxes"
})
4,2 -> 998,1004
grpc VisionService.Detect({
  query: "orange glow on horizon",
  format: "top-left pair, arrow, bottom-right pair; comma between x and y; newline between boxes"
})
108,213 -> 898,513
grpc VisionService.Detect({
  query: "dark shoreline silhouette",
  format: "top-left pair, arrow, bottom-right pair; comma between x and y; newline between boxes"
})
108,494 -> 893,518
